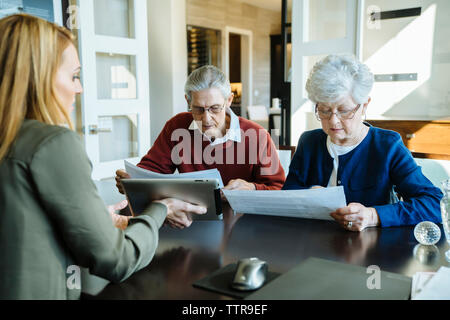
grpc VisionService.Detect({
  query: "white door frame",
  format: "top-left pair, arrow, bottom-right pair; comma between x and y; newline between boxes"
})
52,0 -> 63,25
77,0 -> 150,180
290,0 -> 362,144
224,26 -> 253,117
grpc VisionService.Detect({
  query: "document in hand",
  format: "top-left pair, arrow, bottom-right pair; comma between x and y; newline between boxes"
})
222,186 -> 347,220
124,160 -> 224,188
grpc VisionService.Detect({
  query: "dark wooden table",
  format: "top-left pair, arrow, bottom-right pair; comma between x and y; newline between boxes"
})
82,205 -> 450,300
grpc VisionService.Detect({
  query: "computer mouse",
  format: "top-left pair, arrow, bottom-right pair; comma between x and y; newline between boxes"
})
231,257 -> 268,291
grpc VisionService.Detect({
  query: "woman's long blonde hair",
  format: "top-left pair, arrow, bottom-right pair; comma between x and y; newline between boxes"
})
0,14 -> 75,162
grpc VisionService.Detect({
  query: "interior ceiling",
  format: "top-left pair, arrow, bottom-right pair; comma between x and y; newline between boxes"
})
239,0 -> 282,12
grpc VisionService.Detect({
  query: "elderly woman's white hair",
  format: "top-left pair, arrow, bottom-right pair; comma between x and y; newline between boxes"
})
305,54 -> 374,105
184,65 -> 232,103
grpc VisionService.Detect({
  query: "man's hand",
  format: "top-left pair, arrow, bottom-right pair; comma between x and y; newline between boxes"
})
115,169 -> 130,194
223,179 -> 256,191
221,179 -> 256,202
108,199 -> 131,230
330,202 -> 380,232
155,198 -> 207,229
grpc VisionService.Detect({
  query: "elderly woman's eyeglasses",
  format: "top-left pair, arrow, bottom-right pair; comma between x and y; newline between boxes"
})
315,104 -> 361,121
189,102 -> 225,115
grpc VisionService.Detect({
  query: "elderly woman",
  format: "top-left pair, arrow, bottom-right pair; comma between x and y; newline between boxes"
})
283,54 -> 442,231
0,14 -> 205,299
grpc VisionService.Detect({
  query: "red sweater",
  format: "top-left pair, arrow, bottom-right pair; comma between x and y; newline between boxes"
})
138,112 -> 285,190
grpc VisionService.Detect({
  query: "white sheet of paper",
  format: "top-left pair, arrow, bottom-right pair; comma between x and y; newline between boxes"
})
413,267 -> 450,300
222,187 -> 347,220
411,272 -> 435,299
124,160 -> 224,188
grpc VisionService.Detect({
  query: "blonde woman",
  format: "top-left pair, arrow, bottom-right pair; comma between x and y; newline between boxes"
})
0,14 -> 206,299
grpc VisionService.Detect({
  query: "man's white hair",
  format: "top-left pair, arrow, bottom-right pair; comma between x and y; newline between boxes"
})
305,54 -> 374,104
184,65 -> 232,103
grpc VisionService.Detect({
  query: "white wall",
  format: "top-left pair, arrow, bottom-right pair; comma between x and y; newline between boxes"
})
147,0 -> 188,145
363,0 -> 450,119
291,0 -> 450,146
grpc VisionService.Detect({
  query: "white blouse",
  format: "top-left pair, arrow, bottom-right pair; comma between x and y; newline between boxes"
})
326,136 -> 362,187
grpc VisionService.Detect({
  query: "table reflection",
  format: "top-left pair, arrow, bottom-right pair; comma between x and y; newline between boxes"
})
413,244 -> 441,266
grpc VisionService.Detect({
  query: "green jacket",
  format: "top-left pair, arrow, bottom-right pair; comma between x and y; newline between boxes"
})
0,120 -> 167,299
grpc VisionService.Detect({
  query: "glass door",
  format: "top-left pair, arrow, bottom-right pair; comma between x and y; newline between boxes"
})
290,0 -> 361,144
77,0 -> 150,179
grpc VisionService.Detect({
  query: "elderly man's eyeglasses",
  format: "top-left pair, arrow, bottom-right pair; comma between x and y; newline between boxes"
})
189,102 -> 225,115
315,103 -> 361,121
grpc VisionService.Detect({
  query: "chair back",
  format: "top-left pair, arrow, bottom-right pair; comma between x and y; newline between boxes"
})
276,146 -> 296,177
247,105 -> 269,129
247,105 -> 268,121
277,149 -> 292,177
414,158 -> 450,188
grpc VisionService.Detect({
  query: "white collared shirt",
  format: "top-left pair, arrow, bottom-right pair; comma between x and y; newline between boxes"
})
188,107 -> 242,146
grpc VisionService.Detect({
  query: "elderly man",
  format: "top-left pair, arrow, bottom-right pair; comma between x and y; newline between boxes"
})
116,65 -> 285,228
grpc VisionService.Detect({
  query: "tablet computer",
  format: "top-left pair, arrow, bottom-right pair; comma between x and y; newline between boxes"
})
120,178 -> 223,220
